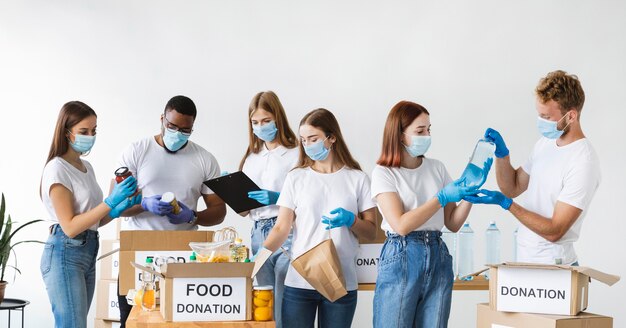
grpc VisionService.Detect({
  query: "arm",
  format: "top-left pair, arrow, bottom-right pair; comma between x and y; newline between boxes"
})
376,192 -> 442,236
509,201 -> 582,242
443,200 -> 473,232
262,206 -> 295,251
349,208 -> 377,241
197,193 -> 226,226
495,156 -> 530,198
49,184 -> 110,238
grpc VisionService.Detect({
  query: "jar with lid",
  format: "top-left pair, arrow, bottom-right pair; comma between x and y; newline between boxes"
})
252,285 -> 273,321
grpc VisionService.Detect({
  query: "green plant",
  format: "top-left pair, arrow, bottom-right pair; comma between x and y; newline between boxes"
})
0,193 -> 43,282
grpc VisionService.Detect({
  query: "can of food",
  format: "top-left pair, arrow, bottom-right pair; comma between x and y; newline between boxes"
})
161,192 -> 181,214
252,285 -> 273,321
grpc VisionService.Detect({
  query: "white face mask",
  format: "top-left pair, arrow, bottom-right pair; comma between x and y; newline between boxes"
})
403,133 -> 431,157
68,130 -> 96,154
537,111 -> 571,139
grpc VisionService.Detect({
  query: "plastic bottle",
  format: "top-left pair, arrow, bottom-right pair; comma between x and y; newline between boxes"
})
458,222 -> 474,280
161,192 -> 181,214
189,252 -> 197,263
441,227 -> 457,280
140,258 -> 156,311
230,238 -> 248,262
485,221 -> 501,279
461,139 -> 495,187
512,227 -> 518,262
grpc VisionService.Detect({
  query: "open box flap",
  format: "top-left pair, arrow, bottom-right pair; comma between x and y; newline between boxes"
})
487,262 -> 620,286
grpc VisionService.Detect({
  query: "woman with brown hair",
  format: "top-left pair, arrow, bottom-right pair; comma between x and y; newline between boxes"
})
238,91 -> 298,327
40,101 -> 140,328
371,101 -> 489,328
257,108 -> 377,328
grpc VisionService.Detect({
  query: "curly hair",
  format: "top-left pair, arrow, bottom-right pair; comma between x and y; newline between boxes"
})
535,70 -> 585,115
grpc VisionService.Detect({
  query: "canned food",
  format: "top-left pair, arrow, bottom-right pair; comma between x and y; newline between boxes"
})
252,285 -> 273,321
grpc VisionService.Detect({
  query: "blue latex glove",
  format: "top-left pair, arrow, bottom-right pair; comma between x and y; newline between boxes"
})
437,178 -> 479,207
220,171 -> 229,176
484,128 -> 509,158
104,176 -> 137,209
166,201 -> 195,224
110,194 -> 142,219
250,246 -> 268,262
463,189 -> 513,210
321,207 -> 356,230
141,194 -> 173,216
248,190 -> 280,205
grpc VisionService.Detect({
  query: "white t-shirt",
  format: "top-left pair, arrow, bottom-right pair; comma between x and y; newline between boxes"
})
518,137 -> 601,265
41,157 -> 103,231
242,145 -> 299,221
371,158 -> 452,233
277,166 -> 376,291
118,137 -> 220,231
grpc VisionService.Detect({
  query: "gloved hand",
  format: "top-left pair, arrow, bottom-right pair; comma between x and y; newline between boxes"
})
321,207 -> 356,229
463,189 -> 513,210
484,128 -> 509,158
248,189 -> 280,205
437,178 -> 478,207
166,201 -> 195,224
104,176 -> 137,209
109,194 -> 142,219
220,171 -> 229,176
141,195 -> 173,216
250,246 -> 268,262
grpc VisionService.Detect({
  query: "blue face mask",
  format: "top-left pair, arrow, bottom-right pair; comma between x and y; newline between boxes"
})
68,131 -> 96,154
252,121 -> 278,142
304,137 -> 330,161
403,134 -> 431,157
537,112 -> 571,139
163,129 -> 190,152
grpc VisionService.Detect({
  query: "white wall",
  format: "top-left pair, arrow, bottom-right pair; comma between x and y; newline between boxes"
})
1,1 -> 624,327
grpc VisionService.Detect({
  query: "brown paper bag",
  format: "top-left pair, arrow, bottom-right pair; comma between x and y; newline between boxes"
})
290,234 -> 347,302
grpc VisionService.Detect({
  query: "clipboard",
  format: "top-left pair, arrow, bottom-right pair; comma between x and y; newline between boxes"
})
203,171 -> 265,213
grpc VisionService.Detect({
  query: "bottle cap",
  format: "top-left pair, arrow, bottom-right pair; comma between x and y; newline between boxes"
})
190,252 -> 197,261
114,166 -> 130,176
235,238 -> 243,244
146,257 -> 154,263
253,285 -> 274,291
161,192 -> 175,202
489,221 -> 496,225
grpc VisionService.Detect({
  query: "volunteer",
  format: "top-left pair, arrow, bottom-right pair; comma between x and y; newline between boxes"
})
258,108 -> 377,328
238,91 -> 299,327
371,100 -> 489,328
40,101 -> 140,328
464,70 -> 601,266
113,95 -> 226,326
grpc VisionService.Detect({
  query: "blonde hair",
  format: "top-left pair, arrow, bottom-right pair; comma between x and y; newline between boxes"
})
535,70 -> 585,115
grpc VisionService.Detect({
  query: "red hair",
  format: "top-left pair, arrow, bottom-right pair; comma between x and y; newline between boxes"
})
376,101 -> 429,167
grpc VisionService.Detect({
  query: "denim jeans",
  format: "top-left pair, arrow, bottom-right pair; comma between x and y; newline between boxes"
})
251,217 -> 292,328
282,286 -> 358,328
373,231 -> 453,328
40,224 -> 100,328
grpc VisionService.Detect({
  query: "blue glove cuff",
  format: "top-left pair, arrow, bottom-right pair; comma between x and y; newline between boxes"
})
436,191 -> 447,207
495,148 -> 509,158
501,197 -> 513,210
104,197 -> 116,209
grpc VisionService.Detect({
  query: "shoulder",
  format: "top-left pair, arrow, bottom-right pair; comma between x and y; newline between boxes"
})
189,141 -> 218,161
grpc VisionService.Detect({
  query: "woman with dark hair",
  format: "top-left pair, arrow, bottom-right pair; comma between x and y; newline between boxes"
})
258,108 -> 377,328
238,91 -> 298,327
40,101 -> 140,328
371,101 -> 489,328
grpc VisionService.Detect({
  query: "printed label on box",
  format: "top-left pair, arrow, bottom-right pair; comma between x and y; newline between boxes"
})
356,244 -> 383,283
111,241 -> 120,277
497,267 -> 571,315
134,251 -> 190,290
108,282 -> 119,319
171,277 -> 248,322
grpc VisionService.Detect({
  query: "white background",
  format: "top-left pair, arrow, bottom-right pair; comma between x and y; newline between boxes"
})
1,1 -> 624,327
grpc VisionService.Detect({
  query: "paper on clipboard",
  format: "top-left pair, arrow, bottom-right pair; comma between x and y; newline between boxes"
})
203,171 -> 265,213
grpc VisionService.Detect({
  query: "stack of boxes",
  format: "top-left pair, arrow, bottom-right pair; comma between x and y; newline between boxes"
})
477,263 -> 620,327
94,218 -> 126,328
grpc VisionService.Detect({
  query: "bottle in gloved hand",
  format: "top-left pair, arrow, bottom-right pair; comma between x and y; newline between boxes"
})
485,221 -> 501,279
160,192 -> 181,214
458,222 -> 474,280
140,258 -> 156,311
461,139 -> 495,187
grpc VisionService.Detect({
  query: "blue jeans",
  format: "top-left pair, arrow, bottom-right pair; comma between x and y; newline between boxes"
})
373,231 -> 453,328
282,286 -> 358,328
251,217 -> 292,328
40,224 -> 99,328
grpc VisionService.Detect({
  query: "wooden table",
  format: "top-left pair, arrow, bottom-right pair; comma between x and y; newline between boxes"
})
358,275 -> 489,291
125,306 -> 275,328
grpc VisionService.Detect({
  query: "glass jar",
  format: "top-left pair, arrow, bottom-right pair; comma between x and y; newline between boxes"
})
252,285 -> 274,321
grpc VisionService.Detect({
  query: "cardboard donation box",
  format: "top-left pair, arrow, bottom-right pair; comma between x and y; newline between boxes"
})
94,319 -> 121,328
100,239 -> 120,280
119,230 -> 214,295
477,303 -> 613,328
356,209 -> 386,284
488,263 -> 620,315
96,280 -> 120,321
151,262 -> 254,322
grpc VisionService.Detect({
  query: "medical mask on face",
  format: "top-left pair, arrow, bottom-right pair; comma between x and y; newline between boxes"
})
304,137 -> 330,161
68,131 -> 96,154
163,129 -> 190,152
537,112 -> 571,139
403,133 -> 431,157
252,121 -> 278,142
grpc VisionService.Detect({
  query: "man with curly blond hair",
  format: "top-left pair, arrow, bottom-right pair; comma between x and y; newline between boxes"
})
464,70 -> 601,266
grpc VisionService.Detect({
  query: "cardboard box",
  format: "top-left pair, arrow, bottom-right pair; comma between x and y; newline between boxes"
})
477,303 -> 612,328
96,279 -> 120,321
119,230 -> 214,295
488,263 -> 619,315
94,319 -> 121,328
142,262 -> 254,322
99,239 -> 120,280
356,209 -> 386,284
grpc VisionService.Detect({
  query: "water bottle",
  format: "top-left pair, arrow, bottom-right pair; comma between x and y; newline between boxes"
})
441,227 -> 457,279
512,227 -> 518,262
485,221 -> 501,279
461,139 -> 495,187
140,257 -> 156,311
458,222 -> 474,280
